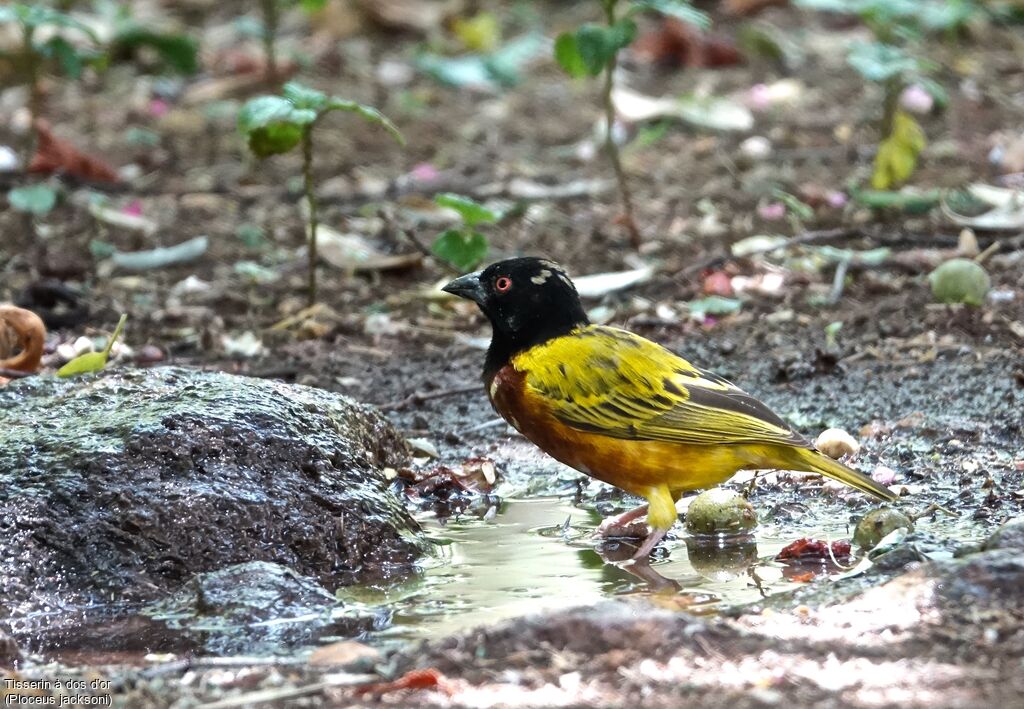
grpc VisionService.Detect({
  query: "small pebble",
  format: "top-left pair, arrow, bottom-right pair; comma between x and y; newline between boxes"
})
815,428 -> 860,459
739,136 -> 772,162
853,507 -> 914,550
72,335 -> 95,355
871,465 -> 897,486
685,488 -> 757,535
135,344 -> 165,365
899,84 -> 934,114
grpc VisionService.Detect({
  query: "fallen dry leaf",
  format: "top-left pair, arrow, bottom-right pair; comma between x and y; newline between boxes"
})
309,640 -> 380,667
356,0 -> 463,33
29,120 -> 119,183
776,538 -> 852,563
634,19 -> 742,68
355,668 -> 454,697
0,305 -> 46,375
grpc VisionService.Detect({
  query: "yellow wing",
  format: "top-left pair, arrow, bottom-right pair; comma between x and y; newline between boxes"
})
512,325 -> 810,448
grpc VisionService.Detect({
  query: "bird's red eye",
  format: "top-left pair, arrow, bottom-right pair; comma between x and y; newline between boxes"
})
495,276 -> 512,293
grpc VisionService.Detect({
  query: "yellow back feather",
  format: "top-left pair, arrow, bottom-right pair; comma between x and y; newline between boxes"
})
511,325 -> 809,448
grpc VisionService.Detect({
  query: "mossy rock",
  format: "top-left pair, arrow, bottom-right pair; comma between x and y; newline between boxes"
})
0,367 -> 426,637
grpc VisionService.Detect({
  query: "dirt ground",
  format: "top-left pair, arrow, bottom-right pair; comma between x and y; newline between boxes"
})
1,0 -> 1024,706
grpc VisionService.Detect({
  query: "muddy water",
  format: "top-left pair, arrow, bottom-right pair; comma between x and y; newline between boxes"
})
336,495 -> 969,647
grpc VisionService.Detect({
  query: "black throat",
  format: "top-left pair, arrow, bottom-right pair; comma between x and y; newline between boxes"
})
481,305 -> 588,383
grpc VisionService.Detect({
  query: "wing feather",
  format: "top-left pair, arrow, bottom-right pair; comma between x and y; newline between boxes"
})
513,325 -> 809,448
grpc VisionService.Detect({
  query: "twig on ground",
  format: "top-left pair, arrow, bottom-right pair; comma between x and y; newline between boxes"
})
674,227 -> 861,282
460,417 -> 508,435
379,384 -> 481,412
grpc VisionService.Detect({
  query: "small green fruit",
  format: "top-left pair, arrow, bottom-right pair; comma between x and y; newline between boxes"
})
853,507 -> 913,550
928,258 -> 990,306
685,489 -> 757,536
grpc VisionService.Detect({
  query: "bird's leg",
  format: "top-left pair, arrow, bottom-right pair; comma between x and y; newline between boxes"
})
631,527 -> 668,560
629,484 -> 677,561
595,504 -> 649,537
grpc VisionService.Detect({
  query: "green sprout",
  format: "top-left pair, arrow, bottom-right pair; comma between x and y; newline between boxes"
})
432,193 -> 499,271
796,0 -> 961,190
238,82 -> 403,305
255,0 -> 326,80
0,4 -> 99,145
553,0 -> 708,248
57,314 -> 128,378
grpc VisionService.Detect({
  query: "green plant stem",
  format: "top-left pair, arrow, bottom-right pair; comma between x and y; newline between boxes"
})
301,125 -> 318,306
880,76 -> 902,141
600,1 -> 641,250
24,25 -> 41,159
260,0 -> 279,81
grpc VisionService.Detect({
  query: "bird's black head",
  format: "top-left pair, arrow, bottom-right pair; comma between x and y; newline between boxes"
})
443,257 -> 589,378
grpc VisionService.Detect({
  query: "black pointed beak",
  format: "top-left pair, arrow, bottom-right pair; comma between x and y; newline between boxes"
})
442,271 -> 486,304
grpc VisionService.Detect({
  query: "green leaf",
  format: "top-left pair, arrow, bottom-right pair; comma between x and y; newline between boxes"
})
57,314 -> 127,378
852,187 -> 941,213
847,41 -> 920,82
554,32 -> 589,78
435,193 -> 497,227
432,229 -> 489,271
576,21 -> 637,76
1,5 -> 98,41
322,97 -> 404,145
8,184 -> 57,215
871,110 -> 925,189
772,189 -> 814,221
57,352 -> 109,378
40,36 -> 84,78
283,81 -> 328,111
484,32 -> 545,86
237,95 -> 314,157
112,27 -> 199,75
687,296 -> 743,318
631,0 -> 711,30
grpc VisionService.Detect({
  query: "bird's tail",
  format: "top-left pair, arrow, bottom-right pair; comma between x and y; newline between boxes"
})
784,446 -> 897,501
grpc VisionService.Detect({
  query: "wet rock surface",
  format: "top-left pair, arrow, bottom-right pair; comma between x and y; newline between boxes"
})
144,562 -> 385,655
0,367 -> 426,647
0,631 -> 18,666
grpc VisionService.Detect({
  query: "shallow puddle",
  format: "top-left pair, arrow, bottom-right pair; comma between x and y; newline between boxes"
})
14,493 -> 981,662
335,496 -> 885,647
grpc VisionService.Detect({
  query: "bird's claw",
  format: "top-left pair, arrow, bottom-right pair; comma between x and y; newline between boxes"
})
594,519 -> 650,539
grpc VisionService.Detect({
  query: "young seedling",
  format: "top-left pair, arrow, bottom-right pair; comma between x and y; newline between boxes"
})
796,0 -> 957,190
255,0 -> 326,80
0,4 -> 99,148
847,42 -> 934,190
57,314 -> 128,378
238,82 -> 403,305
553,0 -> 707,248
432,193 -> 499,271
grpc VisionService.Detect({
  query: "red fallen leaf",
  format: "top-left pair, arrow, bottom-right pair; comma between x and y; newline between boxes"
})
29,120 -> 119,183
787,570 -> 817,583
400,457 -> 497,497
0,305 -> 46,376
702,270 -> 734,297
355,668 -> 454,697
776,538 -> 852,563
634,19 -> 742,68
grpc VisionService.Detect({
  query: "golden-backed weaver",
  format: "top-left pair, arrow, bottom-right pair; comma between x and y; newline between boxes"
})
443,257 -> 896,560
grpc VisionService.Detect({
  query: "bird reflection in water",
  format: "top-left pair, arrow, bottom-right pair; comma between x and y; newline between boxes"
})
593,533 -> 763,596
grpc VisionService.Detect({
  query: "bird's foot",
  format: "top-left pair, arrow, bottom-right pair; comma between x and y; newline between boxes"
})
630,528 -> 669,561
594,504 -> 649,538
